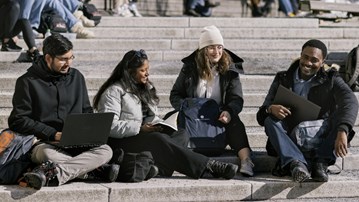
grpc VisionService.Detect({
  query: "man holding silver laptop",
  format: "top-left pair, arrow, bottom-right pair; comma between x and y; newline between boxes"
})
256,39 -> 358,183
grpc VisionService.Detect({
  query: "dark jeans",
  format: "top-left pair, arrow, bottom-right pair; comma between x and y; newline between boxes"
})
107,128 -> 209,179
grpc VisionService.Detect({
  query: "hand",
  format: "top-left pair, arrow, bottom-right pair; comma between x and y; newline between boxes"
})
335,131 -> 348,158
218,111 -> 231,124
54,132 -> 62,141
140,123 -> 162,134
268,104 -> 291,120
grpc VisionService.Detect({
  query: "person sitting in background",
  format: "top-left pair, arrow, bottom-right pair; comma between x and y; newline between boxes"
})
62,0 -> 96,27
0,0 -> 41,62
113,0 -> 142,17
93,49 -> 239,180
184,0 -> 220,17
169,25 -> 255,177
18,0 -> 94,39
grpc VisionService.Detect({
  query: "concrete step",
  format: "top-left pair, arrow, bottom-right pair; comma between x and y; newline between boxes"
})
95,16 -> 320,28
1,163 -> 359,201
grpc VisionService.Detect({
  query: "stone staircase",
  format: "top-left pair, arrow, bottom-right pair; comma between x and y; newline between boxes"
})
1,16 -> 359,201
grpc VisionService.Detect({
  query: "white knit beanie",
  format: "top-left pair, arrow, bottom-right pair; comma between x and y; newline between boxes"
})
198,25 -> 224,50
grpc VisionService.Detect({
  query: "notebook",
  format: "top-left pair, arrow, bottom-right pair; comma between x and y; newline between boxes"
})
273,85 -> 321,126
47,112 -> 114,149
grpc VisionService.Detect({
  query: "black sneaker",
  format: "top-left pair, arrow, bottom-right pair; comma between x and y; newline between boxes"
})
290,160 -> 310,183
15,49 -> 41,63
206,160 -> 238,179
1,38 -> 23,52
86,163 -> 120,182
144,165 -> 159,181
23,161 -> 58,190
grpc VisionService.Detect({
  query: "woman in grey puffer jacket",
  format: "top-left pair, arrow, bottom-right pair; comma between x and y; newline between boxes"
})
93,49 -> 239,180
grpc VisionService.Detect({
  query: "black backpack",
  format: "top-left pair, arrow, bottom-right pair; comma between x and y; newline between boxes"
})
37,11 -> 68,35
81,3 -> 101,26
339,45 -> 359,91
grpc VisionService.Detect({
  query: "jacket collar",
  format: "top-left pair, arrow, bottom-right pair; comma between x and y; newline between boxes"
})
27,56 -> 71,82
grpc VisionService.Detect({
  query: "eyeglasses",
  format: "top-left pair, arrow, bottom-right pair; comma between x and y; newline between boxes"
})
55,55 -> 75,63
206,45 -> 223,53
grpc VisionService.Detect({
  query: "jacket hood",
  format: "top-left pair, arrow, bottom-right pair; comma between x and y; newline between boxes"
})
27,56 -> 71,82
181,49 -> 244,74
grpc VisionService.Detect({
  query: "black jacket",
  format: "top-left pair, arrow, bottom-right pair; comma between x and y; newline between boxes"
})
8,57 -> 93,140
256,59 -> 358,137
169,49 -> 245,118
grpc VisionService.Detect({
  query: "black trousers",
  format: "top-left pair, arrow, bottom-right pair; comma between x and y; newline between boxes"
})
0,0 -> 19,39
0,0 -> 36,49
225,116 -> 251,152
107,128 -> 209,179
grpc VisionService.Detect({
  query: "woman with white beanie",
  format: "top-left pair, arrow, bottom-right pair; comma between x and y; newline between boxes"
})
170,25 -> 254,177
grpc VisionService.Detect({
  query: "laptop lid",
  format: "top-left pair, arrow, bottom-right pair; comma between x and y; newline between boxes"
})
273,85 -> 321,126
57,112 -> 114,148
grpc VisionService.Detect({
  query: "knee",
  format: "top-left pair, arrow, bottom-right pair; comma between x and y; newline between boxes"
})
97,144 -> 113,162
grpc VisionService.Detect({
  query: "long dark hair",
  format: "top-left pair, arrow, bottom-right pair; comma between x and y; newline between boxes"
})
93,50 -> 159,110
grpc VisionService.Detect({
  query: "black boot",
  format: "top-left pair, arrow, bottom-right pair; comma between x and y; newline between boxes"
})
290,160 -> 310,183
144,165 -> 159,181
23,161 -> 59,190
206,160 -> 238,179
311,162 -> 328,182
86,163 -> 120,182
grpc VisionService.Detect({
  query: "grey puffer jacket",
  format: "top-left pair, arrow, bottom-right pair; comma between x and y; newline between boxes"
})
169,49 -> 245,118
96,82 -> 162,139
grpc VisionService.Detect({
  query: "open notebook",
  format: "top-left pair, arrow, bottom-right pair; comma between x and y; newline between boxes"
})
46,113 -> 114,149
273,85 -> 321,126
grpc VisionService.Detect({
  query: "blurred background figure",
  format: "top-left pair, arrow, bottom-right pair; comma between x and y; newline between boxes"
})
113,0 -> 142,17
184,0 -> 220,17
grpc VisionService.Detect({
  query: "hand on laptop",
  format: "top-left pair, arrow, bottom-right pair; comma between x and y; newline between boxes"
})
54,132 -> 62,141
268,104 -> 291,120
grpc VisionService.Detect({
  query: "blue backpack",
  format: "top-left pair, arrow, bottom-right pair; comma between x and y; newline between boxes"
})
177,98 -> 226,156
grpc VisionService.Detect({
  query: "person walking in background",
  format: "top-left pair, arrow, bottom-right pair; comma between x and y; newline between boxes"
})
93,49 -> 239,180
8,33 -> 118,189
169,25 -> 255,177
256,39 -> 358,182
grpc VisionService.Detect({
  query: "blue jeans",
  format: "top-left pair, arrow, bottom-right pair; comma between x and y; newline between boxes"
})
18,0 -> 79,29
264,116 -> 307,168
278,0 -> 294,15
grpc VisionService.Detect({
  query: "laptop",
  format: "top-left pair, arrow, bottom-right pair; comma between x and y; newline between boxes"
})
47,113 -> 114,149
273,85 -> 321,126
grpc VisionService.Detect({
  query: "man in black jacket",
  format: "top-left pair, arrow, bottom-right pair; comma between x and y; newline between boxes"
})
256,39 -> 358,182
8,33 -> 118,189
